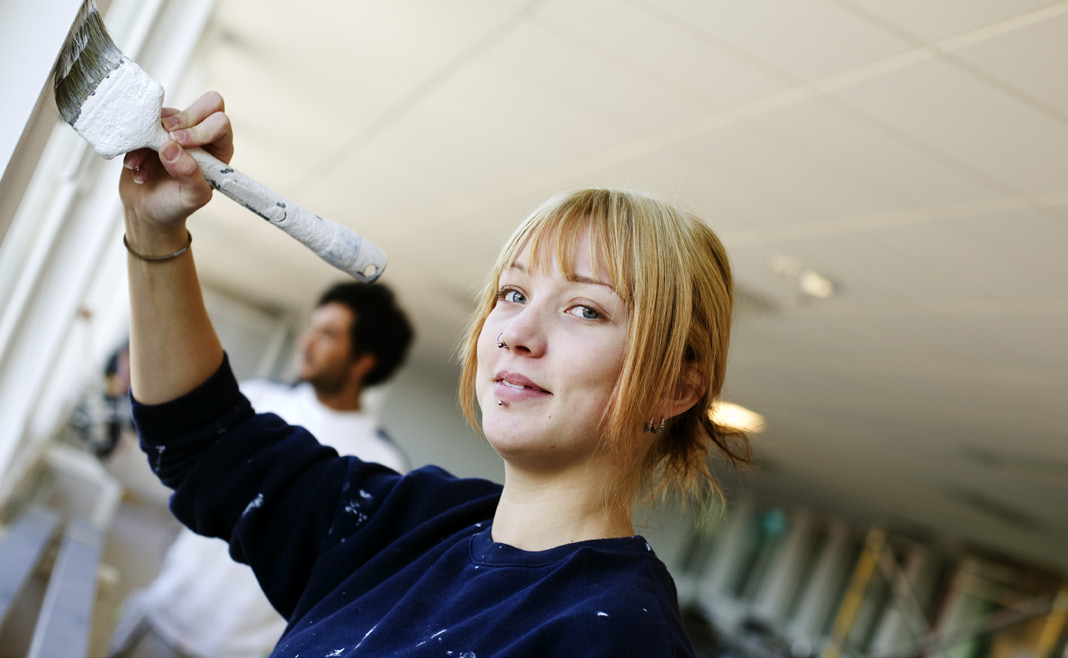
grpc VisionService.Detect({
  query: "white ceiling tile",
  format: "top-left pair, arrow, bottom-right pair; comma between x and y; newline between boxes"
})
830,57 -> 1068,193
483,21 -> 708,134
952,9 -> 1068,117
944,208 -> 1068,294
635,0 -> 914,82
534,0 -> 787,111
740,100 -> 1000,207
679,120 -> 905,223
586,147 -> 803,231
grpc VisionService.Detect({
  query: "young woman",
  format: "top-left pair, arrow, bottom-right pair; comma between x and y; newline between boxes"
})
120,91 -> 751,657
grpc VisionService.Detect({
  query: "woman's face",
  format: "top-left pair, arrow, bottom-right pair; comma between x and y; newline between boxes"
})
475,229 -> 631,473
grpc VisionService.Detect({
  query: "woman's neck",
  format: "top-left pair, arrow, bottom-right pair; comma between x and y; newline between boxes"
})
491,466 -> 634,551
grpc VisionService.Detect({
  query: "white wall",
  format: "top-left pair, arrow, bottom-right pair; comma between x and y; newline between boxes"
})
0,0 -> 84,243
0,0 -> 216,499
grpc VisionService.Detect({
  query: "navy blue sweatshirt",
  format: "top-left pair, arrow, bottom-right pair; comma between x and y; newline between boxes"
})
133,356 -> 695,657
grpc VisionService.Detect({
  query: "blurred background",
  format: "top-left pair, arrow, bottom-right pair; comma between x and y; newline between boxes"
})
2,1 -> 1067,656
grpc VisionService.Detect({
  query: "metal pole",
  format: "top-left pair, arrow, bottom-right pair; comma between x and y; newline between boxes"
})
821,526 -> 886,658
1036,582 -> 1068,658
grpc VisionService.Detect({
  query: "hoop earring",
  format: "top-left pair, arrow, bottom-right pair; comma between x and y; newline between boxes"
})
496,332 -> 506,349
644,418 -> 666,434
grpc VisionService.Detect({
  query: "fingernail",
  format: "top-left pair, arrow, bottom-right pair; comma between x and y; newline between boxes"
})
161,115 -> 181,131
169,130 -> 188,144
161,141 -> 181,163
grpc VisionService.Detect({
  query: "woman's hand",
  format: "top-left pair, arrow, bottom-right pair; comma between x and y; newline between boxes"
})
120,92 -> 234,249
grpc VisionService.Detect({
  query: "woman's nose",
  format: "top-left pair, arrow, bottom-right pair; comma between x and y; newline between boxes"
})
497,308 -> 547,357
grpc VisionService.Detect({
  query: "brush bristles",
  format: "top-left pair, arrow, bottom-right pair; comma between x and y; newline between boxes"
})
54,0 -> 126,124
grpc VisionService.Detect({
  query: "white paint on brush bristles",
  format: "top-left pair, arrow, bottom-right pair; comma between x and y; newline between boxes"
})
72,57 -> 170,160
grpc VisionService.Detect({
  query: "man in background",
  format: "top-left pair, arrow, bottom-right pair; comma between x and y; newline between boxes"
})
109,281 -> 415,658
68,341 -> 132,458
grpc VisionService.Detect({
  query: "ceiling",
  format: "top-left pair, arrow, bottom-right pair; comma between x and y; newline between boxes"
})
174,0 -> 1068,575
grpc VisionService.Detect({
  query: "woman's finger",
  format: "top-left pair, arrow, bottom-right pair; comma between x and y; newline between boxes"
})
167,111 -> 234,164
160,91 -> 226,132
123,148 -> 152,174
158,140 -> 212,208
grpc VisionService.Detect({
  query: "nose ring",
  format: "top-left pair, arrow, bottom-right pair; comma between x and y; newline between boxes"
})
496,332 -> 506,349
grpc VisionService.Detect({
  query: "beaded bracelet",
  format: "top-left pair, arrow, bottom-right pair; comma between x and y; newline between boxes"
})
123,230 -> 192,262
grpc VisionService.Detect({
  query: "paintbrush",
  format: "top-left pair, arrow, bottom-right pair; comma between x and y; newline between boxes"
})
52,0 -> 386,282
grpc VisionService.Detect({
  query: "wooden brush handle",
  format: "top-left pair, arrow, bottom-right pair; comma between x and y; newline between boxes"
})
188,148 -> 386,282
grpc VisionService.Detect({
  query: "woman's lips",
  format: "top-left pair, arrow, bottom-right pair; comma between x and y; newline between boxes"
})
493,371 -> 549,402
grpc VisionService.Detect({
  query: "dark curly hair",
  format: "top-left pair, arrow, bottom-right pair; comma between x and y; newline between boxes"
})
317,282 -> 414,387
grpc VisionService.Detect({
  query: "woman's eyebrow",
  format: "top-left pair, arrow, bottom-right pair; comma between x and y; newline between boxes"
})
568,274 -> 616,292
508,260 -> 616,292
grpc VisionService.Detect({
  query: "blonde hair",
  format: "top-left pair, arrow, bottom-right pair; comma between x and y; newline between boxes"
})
458,188 -> 751,510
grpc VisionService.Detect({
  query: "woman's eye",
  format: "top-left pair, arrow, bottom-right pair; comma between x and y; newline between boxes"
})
499,288 -> 526,304
568,305 -> 600,320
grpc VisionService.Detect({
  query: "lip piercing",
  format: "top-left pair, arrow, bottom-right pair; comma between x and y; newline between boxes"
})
497,400 -> 506,406
496,332 -> 506,348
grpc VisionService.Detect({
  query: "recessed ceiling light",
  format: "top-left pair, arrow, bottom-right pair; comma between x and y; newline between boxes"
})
769,254 -> 836,299
797,270 -> 835,299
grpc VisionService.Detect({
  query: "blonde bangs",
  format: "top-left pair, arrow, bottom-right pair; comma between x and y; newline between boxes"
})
501,195 -> 634,307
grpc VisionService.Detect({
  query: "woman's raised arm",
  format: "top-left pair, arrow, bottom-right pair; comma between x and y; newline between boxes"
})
120,92 -> 233,404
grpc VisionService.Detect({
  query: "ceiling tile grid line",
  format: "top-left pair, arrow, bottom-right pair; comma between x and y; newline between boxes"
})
722,190 -> 1068,245
842,0 -> 1067,42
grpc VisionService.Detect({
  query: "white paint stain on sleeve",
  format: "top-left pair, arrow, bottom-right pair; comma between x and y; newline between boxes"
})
242,493 -> 264,517
354,623 -> 378,650
342,500 -> 369,525
151,445 -> 166,472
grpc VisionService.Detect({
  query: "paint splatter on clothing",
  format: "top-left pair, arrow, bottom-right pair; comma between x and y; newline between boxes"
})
133,355 -> 695,657
242,492 -> 264,517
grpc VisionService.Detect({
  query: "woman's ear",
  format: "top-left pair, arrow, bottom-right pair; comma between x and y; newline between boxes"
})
662,364 -> 707,419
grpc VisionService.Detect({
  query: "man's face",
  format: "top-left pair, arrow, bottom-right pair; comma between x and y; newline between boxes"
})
297,302 -> 358,392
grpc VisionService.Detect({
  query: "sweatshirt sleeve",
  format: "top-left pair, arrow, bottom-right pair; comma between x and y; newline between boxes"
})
130,355 -> 378,612
131,353 -> 254,490
130,355 -> 491,618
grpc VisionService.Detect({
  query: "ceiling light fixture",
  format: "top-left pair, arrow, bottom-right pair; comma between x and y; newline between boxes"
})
769,254 -> 836,299
711,401 -> 766,433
